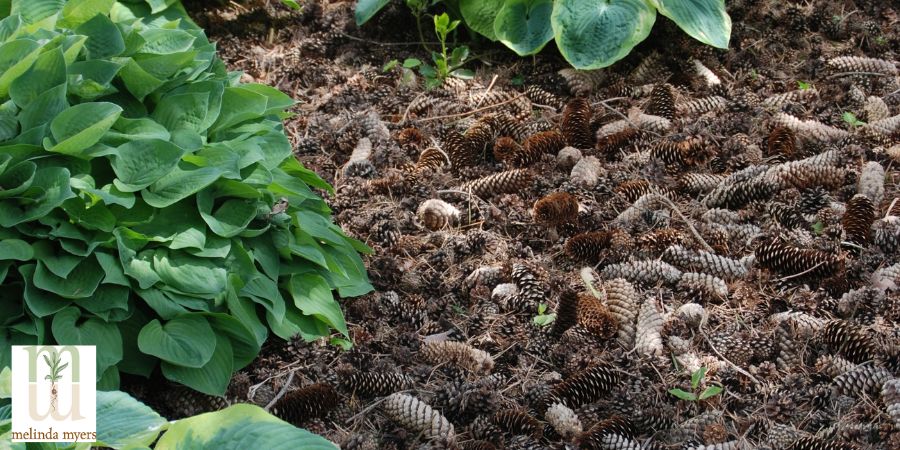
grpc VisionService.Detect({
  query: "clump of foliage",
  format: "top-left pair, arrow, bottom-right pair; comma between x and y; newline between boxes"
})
357,0 -> 731,70
668,367 -> 723,402
0,368 -> 337,449
384,12 -> 474,88
0,0 -> 372,396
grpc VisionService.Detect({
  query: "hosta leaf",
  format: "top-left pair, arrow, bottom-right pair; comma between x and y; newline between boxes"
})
156,404 -> 338,450
161,333 -> 232,396
10,0 -> 65,25
75,13 -> 125,58
651,0 -> 730,49
494,0 -> 554,56
33,256 -> 104,299
9,47 -> 66,107
137,315 -> 216,368
287,273 -> 348,337
46,102 -> 123,156
0,166 -> 74,227
203,312 -> 260,370
460,0 -> 502,41
0,38 -> 42,98
51,306 -> 123,374
551,0 -> 656,69
0,239 -> 31,260
152,249 -> 226,296
354,0 -> 389,26
197,187 -> 258,238
111,138 -> 185,192
95,391 -> 167,449
142,164 -> 223,208
59,0 -> 115,28
20,264 -> 72,317
0,160 -> 35,199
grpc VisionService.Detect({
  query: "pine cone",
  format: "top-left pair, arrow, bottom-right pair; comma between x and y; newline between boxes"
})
533,192 -> 579,225
597,127 -> 640,156
882,378 -> 900,430
551,289 -> 580,337
550,365 -> 619,408
841,194 -> 875,248
766,126 -> 797,160
647,84 -> 676,120
443,130 -> 478,170
417,199 -> 461,231
574,415 -> 638,449
493,136 -> 522,164
605,278 -> 640,348
635,299 -> 664,357
544,402 -> 582,438
419,340 -> 494,374
754,239 -> 843,279
601,260 -> 683,286
382,393 -> 456,445
662,245 -> 748,280
272,383 -> 340,426
562,97 -> 594,149
786,436 -> 862,450
578,293 -> 619,340
820,320 -> 877,363
517,130 -> 565,166
565,231 -> 614,262
524,84 -> 564,110
459,169 -> 533,198
492,409 -> 543,439
342,372 -> 415,398
827,56 -> 898,76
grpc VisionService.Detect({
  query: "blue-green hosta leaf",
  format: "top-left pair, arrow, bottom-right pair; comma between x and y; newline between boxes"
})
197,187 -> 258,238
33,256 -> 103,299
151,91 -> 210,133
152,248 -> 226,296
118,58 -> 164,100
494,0 -> 554,56
0,166 -> 74,227
75,13 -> 125,58
161,333 -> 232,396
354,0 -> 389,26
288,273 -> 348,337
156,403 -> 338,450
111,138 -> 184,192
18,83 -> 68,133
59,0 -> 115,28
137,315 -> 216,368
20,264 -> 72,317
45,102 -> 122,156
0,239 -> 31,260
0,38 -> 42,98
51,306 -> 123,374
0,14 -> 24,43
138,28 -> 196,54
210,85 -> 269,134
0,160 -> 35,199
459,0 -> 503,41
203,312 -> 260,370
552,0 -> 656,70
76,285 -> 130,321
651,0 -> 730,49
95,391 -> 167,449
9,47 -> 66,107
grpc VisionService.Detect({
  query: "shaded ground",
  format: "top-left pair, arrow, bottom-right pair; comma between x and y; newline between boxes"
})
125,1 -> 900,449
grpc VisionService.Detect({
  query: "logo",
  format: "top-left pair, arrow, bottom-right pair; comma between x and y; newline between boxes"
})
10,346 -> 96,442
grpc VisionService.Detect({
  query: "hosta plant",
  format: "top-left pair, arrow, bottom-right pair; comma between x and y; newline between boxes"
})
357,0 -> 731,70
0,0 -> 372,396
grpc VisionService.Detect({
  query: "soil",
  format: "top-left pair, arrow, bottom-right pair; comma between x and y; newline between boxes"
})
123,1 -> 900,449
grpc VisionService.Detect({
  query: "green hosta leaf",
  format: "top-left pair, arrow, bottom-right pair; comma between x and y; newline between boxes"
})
494,0 -> 554,56
197,187 -> 258,238
0,160 -> 35,198
354,0 -> 389,26
51,306 -> 123,374
651,0 -> 730,49
20,264 -> 72,317
142,164 -> 223,208
551,0 -> 656,69
0,38 -> 42,98
33,256 -> 103,299
95,391 -> 167,449
668,388 -> 697,401
698,385 -> 722,400
0,366 -> 10,399
46,102 -> 123,156
0,166 -> 74,227
0,14 -> 23,42
151,92 -> 211,133
460,0 -> 502,41
287,273 -> 348,337
0,239 -> 31,260
137,315 -> 216,368
203,312 -> 260,369
152,249 -> 227,296
10,0 -> 65,25
161,333 -> 232,396
156,403 -> 338,450
75,13 -> 125,58
59,0 -> 115,28
111,138 -> 184,192
9,47 -> 66,108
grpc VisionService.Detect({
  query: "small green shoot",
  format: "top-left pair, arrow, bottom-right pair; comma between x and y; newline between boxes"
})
532,303 -> 556,327
668,367 -> 722,402
402,13 -> 473,89
279,0 -> 302,10
382,59 -> 399,72
329,337 -> 353,351
812,221 -> 825,235
797,80 -> 810,90
842,112 -> 866,127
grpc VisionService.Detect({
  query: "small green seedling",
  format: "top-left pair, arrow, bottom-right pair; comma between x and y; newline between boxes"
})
797,80 -> 811,90
842,112 -> 866,127
532,303 -> 556,327
329,337 -> 353,351
668,367 -> 722,401
811,221 -> 825,235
